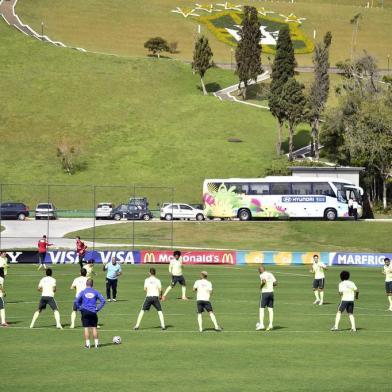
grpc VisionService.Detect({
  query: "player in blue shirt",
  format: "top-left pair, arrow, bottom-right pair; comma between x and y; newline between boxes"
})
103,257 -> 122,302
74,279 -> 106,349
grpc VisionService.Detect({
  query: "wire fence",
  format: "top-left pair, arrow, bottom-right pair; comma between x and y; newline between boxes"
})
0,184 -> 175,250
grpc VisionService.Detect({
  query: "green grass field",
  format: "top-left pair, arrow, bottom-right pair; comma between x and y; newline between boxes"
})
17,0 -> 392,67
1,263 -> 391,391
65,221 -> 392,252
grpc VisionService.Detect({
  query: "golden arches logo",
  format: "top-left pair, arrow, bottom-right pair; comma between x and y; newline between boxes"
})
222,253 -> 234,264
143,253 -> 156,263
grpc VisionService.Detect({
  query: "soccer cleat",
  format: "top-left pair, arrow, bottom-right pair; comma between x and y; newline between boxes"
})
161,327 -> 167,331
199,329 -> 203,333
107,299 -> 112,302
84,345 -> 90,349
256,324 -> 265,331
1,322 -> 9,327
57,325 -> 63,329
214,327 -> 223,332
112,299 -> 117,302
330,327 -> 339,331
70,325 -> 75,329
181,297 -> 189,301
313,300 -> 320,305
318,302 -> 323,306
266,326 -> 273,331
350,328 -> 357,332
133,326 -> 139,331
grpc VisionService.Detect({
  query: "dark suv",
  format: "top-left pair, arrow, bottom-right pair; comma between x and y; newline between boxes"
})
0,202 -> 30,220
110,203 -> 153,221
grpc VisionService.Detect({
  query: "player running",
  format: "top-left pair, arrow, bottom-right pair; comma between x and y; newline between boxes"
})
84,259 -> 96,278
134,268 -> 166,331
331,270 -> 359,332
310,254 -> 327,305
70,268 -> 88,328
37,235 -> 52,270
0,268 -> 8,327
162,250 -> 188,301
257,266 -> 277,331
382,257 -> 392,311
76,236 -> 87,269
74,278 -> 106,349
30,268 -> 63,329
193,271 -> 222,332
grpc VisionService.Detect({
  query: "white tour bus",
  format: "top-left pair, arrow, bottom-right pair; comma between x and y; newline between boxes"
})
203,176 -> 363,221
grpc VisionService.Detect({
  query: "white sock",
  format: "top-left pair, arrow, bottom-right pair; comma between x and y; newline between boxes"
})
259,308 -> 265,328
135,310 -> 144,328
209,312 -> 219,329
85,339 -> 90,347
349,314 -> 356,330
70,311 -> 76,328
267,308 -> 274,327
314,291 -> 320,301
388,296 -> 392,307
319,291 -> 324,303
163,286 -> 171,297
0,308 -> 5,324
158,311 -> 165,328
94,339 -> 99,348
30,311 -> 40,328
54,310 -> 62,328
334,312 -> 341,329
197,313 -> 203,331
181,286 -> 187,299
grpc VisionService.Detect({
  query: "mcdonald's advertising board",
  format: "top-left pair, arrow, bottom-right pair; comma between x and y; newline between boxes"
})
140,251 -> 236,265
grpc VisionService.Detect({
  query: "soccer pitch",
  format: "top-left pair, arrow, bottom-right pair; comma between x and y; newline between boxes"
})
1,264 -> 391,391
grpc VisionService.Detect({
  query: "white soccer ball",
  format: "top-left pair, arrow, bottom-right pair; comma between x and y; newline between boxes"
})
112,336 -> 122,344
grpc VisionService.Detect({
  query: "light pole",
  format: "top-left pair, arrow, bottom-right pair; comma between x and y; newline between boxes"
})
41,21 -> 44,40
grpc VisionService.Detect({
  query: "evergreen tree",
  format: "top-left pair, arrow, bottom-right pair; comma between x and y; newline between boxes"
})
279,78 -> 307,161
192,35 -> 213,96
269,25 -> 296,156
235,6 -> 262,99
308,31 -> 332,159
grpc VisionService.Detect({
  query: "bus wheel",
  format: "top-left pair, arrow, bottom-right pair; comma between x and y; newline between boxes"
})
238,209 -> 252,221
324,208 -> 337,221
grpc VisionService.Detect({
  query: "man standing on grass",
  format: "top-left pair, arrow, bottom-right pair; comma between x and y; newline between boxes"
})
310,254 -> 327,305
70,268 -> 88,328
30,268 -> 63,329
331,270 -> 359,332
193,271 -> 222,332
382,257 -> 392,311
257,266 -> 277,331
76,236 -> 87,269
104,257 -> 122,302
0,268 -> 8,327
37,235 -> 52,271
134,268 -> 166,331
162,250 -> 188,301
74,278 -> 105,349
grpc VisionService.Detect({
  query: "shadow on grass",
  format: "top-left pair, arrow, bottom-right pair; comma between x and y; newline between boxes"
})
281,129 -> 310,153
7,320 -> 22,325
197,82 -> 222,93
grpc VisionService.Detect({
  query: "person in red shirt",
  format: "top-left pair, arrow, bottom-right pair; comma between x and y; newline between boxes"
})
37,235 -> 52,270
76,236 -> 87,268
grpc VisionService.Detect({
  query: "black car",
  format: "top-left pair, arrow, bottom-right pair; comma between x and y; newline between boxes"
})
110,204 -> 153,221
0,202 -> 30,220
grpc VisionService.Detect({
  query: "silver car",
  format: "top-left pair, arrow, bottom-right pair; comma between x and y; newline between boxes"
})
35,203 -> 57,220
160,203 -> 205,221
95,202 -> 114,219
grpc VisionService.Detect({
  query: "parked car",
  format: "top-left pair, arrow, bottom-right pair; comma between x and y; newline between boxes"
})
35,203 -> 58,220
129,197 -> 149,208
160,203 -> 205,221
110,203 -> 153,221
0,202 -> 30,220
95,202 -> 114,219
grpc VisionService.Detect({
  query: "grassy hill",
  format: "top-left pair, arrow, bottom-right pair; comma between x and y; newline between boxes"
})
17,0 -> 392,67
0,20 -> 309,208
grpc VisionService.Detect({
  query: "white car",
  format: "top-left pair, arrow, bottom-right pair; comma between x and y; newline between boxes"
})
160,203 -> 205,221
95,202 -> 114,219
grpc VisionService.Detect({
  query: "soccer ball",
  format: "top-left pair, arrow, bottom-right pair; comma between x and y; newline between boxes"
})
112,336 -> 122,344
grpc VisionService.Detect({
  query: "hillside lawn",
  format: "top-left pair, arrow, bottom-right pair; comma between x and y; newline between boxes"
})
1,263 -> 391,391
65,221 -> 392,252
17,0 -> 392,67
0,20 -> 310,208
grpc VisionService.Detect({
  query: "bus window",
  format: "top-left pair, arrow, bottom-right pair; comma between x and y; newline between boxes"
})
270,183 -> 291,195
249,183 -> 269,195
291,183 -> 312,195
313,183 -> 335,197
229,183 -> 249,194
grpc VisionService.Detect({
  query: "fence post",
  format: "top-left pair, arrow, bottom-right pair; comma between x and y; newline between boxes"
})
171,186 -> 174,250
0,184 -> 2,249
132,185 -> 136,250
47,184 -> 50,242
93,185 -> 96,251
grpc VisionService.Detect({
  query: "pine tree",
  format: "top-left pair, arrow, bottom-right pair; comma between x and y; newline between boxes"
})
269,25 -> 296,156
235,6 -> 262,99
308,32 -> 332,159
192,35 -> 213,95
279,78 -> 307,161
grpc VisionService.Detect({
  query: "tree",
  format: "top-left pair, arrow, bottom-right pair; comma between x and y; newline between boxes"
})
279,78 -> 307,161
308,32 -> 332,159
144,37 -> 170,58
235,6 -> 262,99
192,35 -> 213,95
350,13 -> 362,61
269,25 -> 296,156
56,137 -> 84,175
